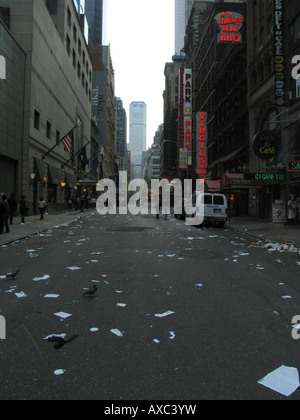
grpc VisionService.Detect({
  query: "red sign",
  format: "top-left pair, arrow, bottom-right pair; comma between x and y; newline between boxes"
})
215,12 -> 244,45
196,112 -> 207,177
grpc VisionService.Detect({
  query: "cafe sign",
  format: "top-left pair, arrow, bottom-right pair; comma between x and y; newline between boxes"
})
252,130 -> 280,161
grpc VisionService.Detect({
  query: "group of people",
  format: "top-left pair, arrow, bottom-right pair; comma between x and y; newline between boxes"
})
0,193 -> 47,235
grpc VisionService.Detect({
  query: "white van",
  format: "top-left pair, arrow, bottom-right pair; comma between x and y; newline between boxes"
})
194,193 -> 228,226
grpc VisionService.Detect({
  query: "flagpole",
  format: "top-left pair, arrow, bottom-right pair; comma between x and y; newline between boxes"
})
42,124 -> 77,160
61,142 -> 91,170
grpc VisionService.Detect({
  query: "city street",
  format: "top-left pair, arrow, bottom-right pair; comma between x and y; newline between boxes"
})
0,211 -> 300,400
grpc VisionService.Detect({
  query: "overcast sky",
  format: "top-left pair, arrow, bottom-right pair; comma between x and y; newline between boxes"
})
105,0 -> 175,148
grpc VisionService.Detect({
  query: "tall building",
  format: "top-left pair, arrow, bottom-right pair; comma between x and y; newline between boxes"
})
129,102 -> 147,179
115,97 -> 127,172
0,0 -> 92,213
175,0 -> 193,55
85,0 -> 106,45
175,0 -> 247,55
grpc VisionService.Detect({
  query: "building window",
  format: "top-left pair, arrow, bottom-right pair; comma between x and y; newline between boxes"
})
46,121 -> 51,139
46,0 -> 57,15
290,14 -> 300,46
78,39 -> 82,56
0,7 -> 10,29
56,130 -> 60,145
72,49 -> 76,68
77,62 -> 81,79
67,6 -> 71,27
73,24 -> 77,43
34,109 -> 40,130
66,34 -> 71,56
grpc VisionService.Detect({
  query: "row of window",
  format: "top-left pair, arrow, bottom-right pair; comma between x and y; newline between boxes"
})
66,6 -> 92,102
34,109 -> 66,149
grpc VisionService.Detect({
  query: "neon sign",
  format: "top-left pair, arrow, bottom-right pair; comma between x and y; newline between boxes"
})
196,112 -> 207,176
274,0 -> 285,106
179,69 -> 193,170
215,12 -> 244,45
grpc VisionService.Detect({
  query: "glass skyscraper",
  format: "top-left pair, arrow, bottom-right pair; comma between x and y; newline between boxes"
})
175,0 -> 194,54
129,102 -> 147,179
85,0 -> 104,45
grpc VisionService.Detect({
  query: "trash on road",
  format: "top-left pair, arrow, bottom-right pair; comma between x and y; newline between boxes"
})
54,369 -> 66,376
90,328 -> 99,333
33,275 -> 50,282
258,365 -> 300,397
110,329 -> 123,337
15,291 -> 27,298
54,312 -> 72,319
155,310 -> 175,318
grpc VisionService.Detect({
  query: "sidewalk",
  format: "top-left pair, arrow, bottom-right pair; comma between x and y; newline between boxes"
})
0,209 -> 95,246
228,217 -> 300,248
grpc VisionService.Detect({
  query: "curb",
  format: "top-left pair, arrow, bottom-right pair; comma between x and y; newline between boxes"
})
0,212 -> 92,247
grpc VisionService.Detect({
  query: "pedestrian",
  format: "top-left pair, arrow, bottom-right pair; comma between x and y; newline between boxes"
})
19,196 -> 28,224
7,193 -> 17,225
0,193 -> 4,234
156,195 -> 162,220
80,194 -> 85,214
287,194 -> 297,225
1,195 -> 11,233
38,197 -> 47,220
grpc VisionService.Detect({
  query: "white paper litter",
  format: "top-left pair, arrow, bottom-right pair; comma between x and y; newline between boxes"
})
155,311 -> 175,318
33,275 -> 50,282
44,334 -> 66,340
169,331 -> 176,340
54,369 -> 66,376
90,328 -> 99,333
44,294 -> 60,299
258,365 -> 300,397
153,339 -> 160,343
116,303 -> 126,307
54,312 -> 72,319
110,329 -> 123,337
15,291 -> 27,298
67,266 -> 81,271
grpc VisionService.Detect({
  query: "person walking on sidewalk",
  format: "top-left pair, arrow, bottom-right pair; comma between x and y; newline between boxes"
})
1,195 -> 11,233
0,193 -> 5,234
8,193 -> 17,225
38,197 -> 47,220
19,196 -> 28,224
287,194 -> 297,225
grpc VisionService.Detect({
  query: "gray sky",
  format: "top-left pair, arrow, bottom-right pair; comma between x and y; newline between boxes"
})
106,0 -> 175,148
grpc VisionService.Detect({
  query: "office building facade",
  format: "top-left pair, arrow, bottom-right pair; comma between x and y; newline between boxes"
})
129,102 -> 147,179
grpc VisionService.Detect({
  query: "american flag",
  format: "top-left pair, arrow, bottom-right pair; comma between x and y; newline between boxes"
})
62,129 -> 75,165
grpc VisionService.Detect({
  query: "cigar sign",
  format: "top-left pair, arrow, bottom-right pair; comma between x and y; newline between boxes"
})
214,12 -> 244,45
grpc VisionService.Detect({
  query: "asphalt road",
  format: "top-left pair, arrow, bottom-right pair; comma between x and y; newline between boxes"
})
0,211 -> 300,400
